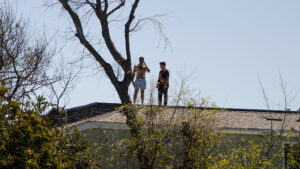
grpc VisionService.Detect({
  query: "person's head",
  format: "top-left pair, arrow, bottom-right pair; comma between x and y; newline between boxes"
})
160,61 -> 166,69
139,56 -> 144,64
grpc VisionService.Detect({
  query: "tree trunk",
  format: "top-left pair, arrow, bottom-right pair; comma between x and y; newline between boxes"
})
115,83 -> 131,104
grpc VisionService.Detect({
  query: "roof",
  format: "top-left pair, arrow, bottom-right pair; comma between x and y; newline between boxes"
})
46,102 -> 300,134
46,102 -> 121,126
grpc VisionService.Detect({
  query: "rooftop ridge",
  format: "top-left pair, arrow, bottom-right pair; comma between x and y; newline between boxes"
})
165,106 -> 299,114
65,102 -> 299,114
66,102 -> 121,112
46,102 -> 300,128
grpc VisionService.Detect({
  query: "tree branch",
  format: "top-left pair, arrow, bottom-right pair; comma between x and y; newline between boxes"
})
89,3 -> 130,78
107,0 -> 125,16
104,0 -> 109,14
58,0 -> 119,85
124,0 -> 140,70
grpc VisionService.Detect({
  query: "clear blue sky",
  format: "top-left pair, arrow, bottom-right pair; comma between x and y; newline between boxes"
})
15,0 -> 300,110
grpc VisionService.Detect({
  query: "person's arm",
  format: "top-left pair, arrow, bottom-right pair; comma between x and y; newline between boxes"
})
144,62 -> 150,72
132,65 -> 136,85
164,70 -> 169,88
156,71 -> 161,88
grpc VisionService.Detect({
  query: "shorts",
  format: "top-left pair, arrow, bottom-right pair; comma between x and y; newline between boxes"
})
134,78 -> 146,90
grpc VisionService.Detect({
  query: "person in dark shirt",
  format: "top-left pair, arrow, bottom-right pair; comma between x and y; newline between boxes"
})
156,61 -> 169,106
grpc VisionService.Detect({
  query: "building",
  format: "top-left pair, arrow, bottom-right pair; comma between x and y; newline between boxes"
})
47,102 -> 300,168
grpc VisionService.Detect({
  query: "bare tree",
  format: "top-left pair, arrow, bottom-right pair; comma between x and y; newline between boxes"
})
0,3 -> 60,101
47,1 -> 169,168
51,0 -> 166,104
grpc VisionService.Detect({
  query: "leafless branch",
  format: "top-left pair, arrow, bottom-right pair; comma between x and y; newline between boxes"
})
48,58 -> 81,109
0,3 -> 61,101
107,0 -> 124,16
257,73 -> 274,145
130,14 -> 167,32
257,70 -> 293,165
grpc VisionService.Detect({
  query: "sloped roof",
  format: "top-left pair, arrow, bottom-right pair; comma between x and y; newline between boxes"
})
47,102 -> 121,126
47,102 -> 300,133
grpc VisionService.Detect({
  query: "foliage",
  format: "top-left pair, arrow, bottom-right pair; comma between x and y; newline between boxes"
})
180,108 -> 220,169
212,138 -> 282,169
0,81 -> 98,169
86,102 -> 293,169
285,133 -> 300,169
95,99 -> 222,169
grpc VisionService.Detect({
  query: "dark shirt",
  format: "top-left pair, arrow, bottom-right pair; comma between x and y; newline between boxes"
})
158,69 -> 170,88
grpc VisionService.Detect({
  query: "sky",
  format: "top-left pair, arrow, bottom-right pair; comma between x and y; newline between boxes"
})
13,0 -> 300,110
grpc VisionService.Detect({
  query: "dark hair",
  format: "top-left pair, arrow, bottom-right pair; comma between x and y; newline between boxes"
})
139,56 -> 144,60
160,61 -> 166,66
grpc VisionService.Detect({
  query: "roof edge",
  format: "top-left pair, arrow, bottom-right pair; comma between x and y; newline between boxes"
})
63,102 -> 300,114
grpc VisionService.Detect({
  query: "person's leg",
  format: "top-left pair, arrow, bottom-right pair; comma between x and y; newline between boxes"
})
163,88 -> 168,106
133,88 -> 139,105
140,89 -> 144,105
158,88 -> 163,106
